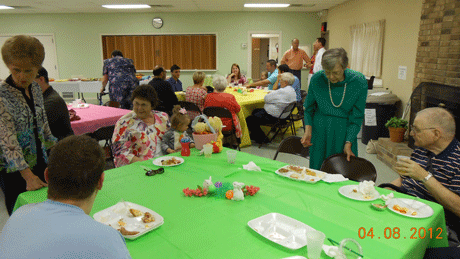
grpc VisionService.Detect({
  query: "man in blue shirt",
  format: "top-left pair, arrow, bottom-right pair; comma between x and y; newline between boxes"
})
272,64 -> 301,102
246,59 -> 278,90
0,135 -> 132,259
166,64 -> 183,92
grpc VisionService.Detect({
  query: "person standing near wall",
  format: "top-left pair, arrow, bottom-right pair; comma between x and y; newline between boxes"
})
280,38 -> 310,88
312,38 -> 327,74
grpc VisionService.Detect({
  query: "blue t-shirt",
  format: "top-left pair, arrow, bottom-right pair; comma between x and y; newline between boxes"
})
0,200 -> 132,259
267,69 -> 279,90
166,77 -> 183,92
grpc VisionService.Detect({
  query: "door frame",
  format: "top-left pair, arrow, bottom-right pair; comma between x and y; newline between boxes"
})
247,31 -> 282,79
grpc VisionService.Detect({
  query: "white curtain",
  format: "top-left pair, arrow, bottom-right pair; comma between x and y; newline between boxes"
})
350,20 -> 385,77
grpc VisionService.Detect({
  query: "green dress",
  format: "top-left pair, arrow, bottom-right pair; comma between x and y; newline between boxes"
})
304,69 -> 368,169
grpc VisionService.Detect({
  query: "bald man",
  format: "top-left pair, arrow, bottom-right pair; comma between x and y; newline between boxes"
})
280,38 -> 309,88
383,107 -> 460,244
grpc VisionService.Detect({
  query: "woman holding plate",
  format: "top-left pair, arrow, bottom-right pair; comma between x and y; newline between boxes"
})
301,48 -> 367,170
112,85 -> 170,167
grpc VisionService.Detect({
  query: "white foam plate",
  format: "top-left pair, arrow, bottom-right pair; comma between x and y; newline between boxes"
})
93,201 -> 164,240
248,213 -> 316,250
386,198 -> 434,218
275,165 -> 325,184
152,156 -> 184,167
338,185 -> 380,201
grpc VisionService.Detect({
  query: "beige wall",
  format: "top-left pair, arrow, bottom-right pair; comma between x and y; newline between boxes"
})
327,0 -> 423,115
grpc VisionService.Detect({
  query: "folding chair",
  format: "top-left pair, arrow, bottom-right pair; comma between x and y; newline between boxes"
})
320,153 -> 377,182
86,125 -> 116,169
178,101 -> 202,122
288,90 -> 308,135
203,106 -> 241,150
273,136 -> 309,161
258,101 -> 297,148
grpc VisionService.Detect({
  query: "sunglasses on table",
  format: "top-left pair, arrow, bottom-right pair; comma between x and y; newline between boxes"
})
141,166 -> 164,176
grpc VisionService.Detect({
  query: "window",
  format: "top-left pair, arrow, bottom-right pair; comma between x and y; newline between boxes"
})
102,34 -> 217,71
349,20 -> 385,77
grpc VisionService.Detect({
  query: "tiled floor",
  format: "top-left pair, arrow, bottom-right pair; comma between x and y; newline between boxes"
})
0,130 -> 399,233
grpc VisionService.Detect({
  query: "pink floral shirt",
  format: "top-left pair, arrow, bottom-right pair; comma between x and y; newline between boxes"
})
185,87 -> 207,120
112,110 -> 170,167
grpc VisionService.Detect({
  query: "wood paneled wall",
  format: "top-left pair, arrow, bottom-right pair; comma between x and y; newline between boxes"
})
102,35 -> 216,71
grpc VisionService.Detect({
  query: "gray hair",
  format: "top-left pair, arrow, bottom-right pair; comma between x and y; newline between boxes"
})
280,72 -> 295,86
417,107 -> 456,138
322,48 -> 349,70
212,75 -> 227,92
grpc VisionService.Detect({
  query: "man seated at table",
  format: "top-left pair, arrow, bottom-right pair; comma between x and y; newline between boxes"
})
0,135 -> 132,258
148,65 -> 179,115
272,64 -> 301,102
166,64 -> 182,92
34,67 -> 74,141
246,59 -> 278,90
383,107 -> 460,245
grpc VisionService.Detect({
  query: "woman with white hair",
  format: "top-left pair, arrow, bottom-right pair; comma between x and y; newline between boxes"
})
301,48 -> 367,169
204,75 -> 242,146
246,72 -> 297,144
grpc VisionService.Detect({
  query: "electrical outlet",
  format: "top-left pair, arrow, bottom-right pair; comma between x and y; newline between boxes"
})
398,66 -> 407,80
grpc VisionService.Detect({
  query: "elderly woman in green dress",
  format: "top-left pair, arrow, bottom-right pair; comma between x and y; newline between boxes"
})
301,48 -> 367,170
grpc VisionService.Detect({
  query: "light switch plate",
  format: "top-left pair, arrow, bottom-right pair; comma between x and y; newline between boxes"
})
398,66 -> 407,80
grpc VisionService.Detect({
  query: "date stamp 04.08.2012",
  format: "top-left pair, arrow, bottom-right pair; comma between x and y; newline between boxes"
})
358,227 -> 444,240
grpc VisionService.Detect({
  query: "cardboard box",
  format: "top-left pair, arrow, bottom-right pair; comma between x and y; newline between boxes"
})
376,138 -> 413,172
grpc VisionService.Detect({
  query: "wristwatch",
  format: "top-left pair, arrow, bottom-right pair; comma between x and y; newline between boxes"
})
421,172 -> 433,183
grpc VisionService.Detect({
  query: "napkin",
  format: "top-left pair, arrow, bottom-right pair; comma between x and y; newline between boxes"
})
380,192 -> 394,202
322,174 -> 348,183
243,161 -> 261,172
323,244 -> 340,258
358,180 -> 375,196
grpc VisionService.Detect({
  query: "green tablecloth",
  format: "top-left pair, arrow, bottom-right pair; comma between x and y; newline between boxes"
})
14,149 -> 448,258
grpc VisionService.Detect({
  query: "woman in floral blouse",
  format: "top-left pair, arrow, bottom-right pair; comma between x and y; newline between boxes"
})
112,85 -> 170,167
226,63 -> 247,86
0,35 -> 57,215
185,71 -> 207,121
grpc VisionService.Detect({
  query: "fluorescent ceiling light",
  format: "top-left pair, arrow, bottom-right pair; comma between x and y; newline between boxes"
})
102,4 -> 151,9
244,3 -> 290,8
0,5 -> 14,9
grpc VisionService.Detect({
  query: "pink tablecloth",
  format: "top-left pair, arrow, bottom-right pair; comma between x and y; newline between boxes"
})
69,104 -> 131,135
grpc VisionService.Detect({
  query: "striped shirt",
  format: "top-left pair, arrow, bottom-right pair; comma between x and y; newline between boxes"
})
401,138 -> 460,233
402,138 -> 460,201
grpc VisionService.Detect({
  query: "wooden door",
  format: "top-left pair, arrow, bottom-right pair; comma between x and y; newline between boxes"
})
251,38 -> 260,80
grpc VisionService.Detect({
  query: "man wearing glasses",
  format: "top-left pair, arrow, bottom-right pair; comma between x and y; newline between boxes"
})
383,107 -> 460,246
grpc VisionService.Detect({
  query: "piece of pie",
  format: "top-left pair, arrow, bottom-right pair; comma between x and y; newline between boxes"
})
142,212 -> 155,223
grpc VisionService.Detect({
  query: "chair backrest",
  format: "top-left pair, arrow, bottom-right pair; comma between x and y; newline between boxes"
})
178,101 -> 202,114
278,101 -> 297,120
206,86 -> 215,93
203,106 -> 233,119
367,76 -> 375,90
320,154 -> 377,182
87,125 -> 115,142
104,101 -> 120,108
273,136 -> 309,160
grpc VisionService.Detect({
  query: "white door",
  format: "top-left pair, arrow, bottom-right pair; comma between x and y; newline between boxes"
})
0,34 -> 59,81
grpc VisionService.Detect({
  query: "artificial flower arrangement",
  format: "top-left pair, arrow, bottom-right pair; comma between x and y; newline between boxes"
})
183,176 -> 260,201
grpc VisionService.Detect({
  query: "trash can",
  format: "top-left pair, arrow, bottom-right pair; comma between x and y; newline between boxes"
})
361,92 -> 400,145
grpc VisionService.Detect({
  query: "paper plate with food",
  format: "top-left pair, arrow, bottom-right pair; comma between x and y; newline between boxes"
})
386,198 -> 433,218
338,181 -> 380,201
275,165 -> 325,184
152,156 -> 184,167
93,201 -> 164,240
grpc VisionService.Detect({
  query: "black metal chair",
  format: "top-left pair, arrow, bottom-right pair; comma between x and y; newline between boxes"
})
85,125 -> 116,169
288,90 -> 308,135
203,106 -> 241,150
206,86 -> 215,93
273,136 -> 309,161
258,101 -> 298,148
367,76 -> 375,90
178,101 -> 202,122
320,153 -> 377,182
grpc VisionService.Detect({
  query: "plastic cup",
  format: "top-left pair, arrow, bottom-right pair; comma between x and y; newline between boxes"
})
396,155 -> 410,174
203,144 -> 213,158
226,150 -> 237,164
306,231 -> 326,259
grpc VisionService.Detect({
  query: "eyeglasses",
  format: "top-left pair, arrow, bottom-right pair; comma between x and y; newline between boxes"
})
410,124 -> 437,134
141,166 -> 164,176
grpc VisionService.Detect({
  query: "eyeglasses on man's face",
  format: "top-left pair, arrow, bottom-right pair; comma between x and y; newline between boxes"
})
410,124 -> 436,134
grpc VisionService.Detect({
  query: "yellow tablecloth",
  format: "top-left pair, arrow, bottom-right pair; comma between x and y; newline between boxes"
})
176,89 -> 302,147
